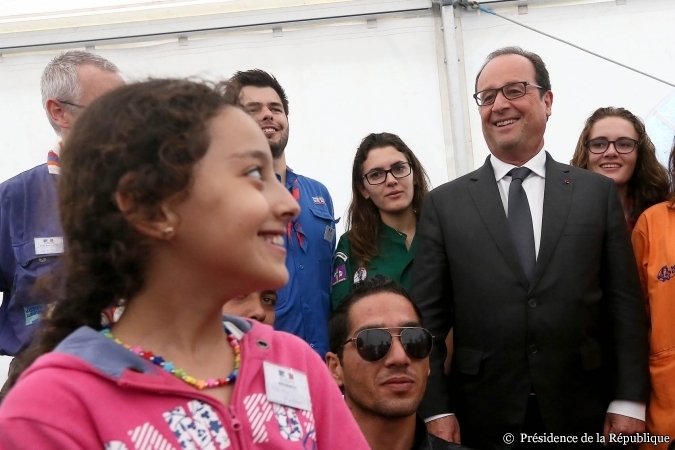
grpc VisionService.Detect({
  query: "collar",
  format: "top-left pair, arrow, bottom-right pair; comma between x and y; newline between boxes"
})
490,147 -> 547,182
47,141 -> 63,175
283,166 -> 297,188
54,316 -> 253,379
379,222 -> 415,247
412,414 -> 430,450
380,222 -> 404,238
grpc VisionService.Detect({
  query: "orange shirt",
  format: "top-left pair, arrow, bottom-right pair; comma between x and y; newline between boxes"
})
632,201 -> 675,446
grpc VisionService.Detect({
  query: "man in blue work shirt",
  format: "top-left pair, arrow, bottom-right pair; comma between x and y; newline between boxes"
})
230,69 -> 337,357
0,51 -> 123,395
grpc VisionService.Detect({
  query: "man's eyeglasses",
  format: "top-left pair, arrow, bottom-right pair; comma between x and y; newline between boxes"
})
584,137 -> 638,154
362,162 -> 412,186
339,327 -> 433,362
473,81 -> 543,107
57,99 -> 86,109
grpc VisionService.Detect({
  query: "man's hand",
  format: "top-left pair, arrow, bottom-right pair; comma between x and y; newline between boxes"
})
426,415 -> 461,444
603,413 -> 645,445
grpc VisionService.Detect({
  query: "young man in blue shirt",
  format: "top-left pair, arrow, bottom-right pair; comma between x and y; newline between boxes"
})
231,70 -> 337,357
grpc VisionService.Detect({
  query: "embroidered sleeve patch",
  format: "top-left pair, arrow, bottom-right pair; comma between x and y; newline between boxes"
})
353,267 -> 368,284
332,265 -> 347,286
657,265 -> 675,282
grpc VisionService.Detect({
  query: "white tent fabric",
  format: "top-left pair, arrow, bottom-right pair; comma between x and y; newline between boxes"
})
1,0 -> 675,384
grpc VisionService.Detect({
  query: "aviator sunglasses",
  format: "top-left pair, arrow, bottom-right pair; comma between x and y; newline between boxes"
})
339,327 -> 433,362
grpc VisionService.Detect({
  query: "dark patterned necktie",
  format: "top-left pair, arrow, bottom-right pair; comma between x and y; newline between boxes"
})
508,167 -> 536,281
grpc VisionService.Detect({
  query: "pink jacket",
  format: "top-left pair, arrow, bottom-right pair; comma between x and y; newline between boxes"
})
0,317 -> 370,449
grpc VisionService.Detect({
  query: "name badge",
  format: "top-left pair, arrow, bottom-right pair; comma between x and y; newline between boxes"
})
34,237 -> 64,255
324,225 -> 335,242
263,361 -> 312,411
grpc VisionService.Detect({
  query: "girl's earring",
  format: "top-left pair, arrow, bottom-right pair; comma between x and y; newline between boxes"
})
163,227 -> 175,239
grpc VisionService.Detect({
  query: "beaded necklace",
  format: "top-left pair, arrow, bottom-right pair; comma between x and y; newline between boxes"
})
100,326 -> 241,390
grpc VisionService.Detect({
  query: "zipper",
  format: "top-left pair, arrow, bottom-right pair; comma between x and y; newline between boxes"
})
226,320 -> 246,448
228,405 -> 243,448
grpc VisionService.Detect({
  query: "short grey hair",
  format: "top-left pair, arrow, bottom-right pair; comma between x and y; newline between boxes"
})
41,50 -> 120,134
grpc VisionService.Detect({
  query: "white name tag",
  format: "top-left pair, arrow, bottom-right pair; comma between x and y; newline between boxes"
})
34,237 -> 64,255
263,361 -> 312,411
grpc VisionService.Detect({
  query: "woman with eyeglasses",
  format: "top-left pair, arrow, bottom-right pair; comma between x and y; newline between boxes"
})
330,132 -> 430,308
571,107 -> 669,231
631,138 -> 675,447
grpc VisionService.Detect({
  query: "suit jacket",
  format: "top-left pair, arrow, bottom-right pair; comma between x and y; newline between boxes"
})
411,154 -> 648,449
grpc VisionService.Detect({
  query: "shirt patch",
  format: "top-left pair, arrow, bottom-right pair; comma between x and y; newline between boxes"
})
335,252 -> 348,262
164,400 -> 230,449
332,265 -> 347,286
657,265 -> 675,282
243,393 -> 316,447
24,304 -> 43,326
127,423 -> 176,450
104,400 -> 229,450
353,267 -> 368,284
312,197 -> 325,205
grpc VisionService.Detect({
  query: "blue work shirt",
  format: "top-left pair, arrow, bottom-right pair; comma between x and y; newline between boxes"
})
274,168 -> 337,357
0,163 -> 63,356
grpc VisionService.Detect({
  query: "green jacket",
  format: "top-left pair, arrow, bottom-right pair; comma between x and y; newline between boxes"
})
331,222 -> 418,308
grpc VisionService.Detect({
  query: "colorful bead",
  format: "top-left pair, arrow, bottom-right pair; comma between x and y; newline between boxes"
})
100,326 -> 241,390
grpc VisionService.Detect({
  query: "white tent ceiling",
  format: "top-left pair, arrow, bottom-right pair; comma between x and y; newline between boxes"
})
0,0 -> 431,53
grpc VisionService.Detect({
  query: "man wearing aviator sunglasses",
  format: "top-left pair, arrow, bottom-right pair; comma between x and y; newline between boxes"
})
326,276 -> 470,450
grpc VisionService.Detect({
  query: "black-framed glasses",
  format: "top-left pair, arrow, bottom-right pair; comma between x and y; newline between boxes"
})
473,81 -> 543,106
57,99 -> 86,109
362,162 -> 412,186
339,327 -> 433,362
584,137 -> 638,154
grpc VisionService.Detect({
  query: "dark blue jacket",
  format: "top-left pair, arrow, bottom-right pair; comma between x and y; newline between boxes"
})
0,164 -> 63,356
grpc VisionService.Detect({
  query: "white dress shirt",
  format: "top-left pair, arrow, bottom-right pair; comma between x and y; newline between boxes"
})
490,148 -> 546,258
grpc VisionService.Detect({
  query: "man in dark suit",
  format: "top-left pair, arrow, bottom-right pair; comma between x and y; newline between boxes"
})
411,47 -> 648,449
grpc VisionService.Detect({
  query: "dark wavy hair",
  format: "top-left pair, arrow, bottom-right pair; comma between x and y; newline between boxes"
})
571,107 -> 670,223
229,69 -> 289,115
3,79 -> 238,396
345,132 -> 430,266
328,275 -> 422,359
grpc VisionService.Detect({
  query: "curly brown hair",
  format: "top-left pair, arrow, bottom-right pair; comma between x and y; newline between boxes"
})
3,79 -> 238,397
345,132 -> 430,266
570,107 -> 670,223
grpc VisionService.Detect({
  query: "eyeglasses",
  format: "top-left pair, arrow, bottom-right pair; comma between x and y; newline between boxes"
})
473,81 -> 543,106
584,137 -> 638,154
57,99 -> 86,109
340,327 -> 433,362
362,162 -> 412,186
